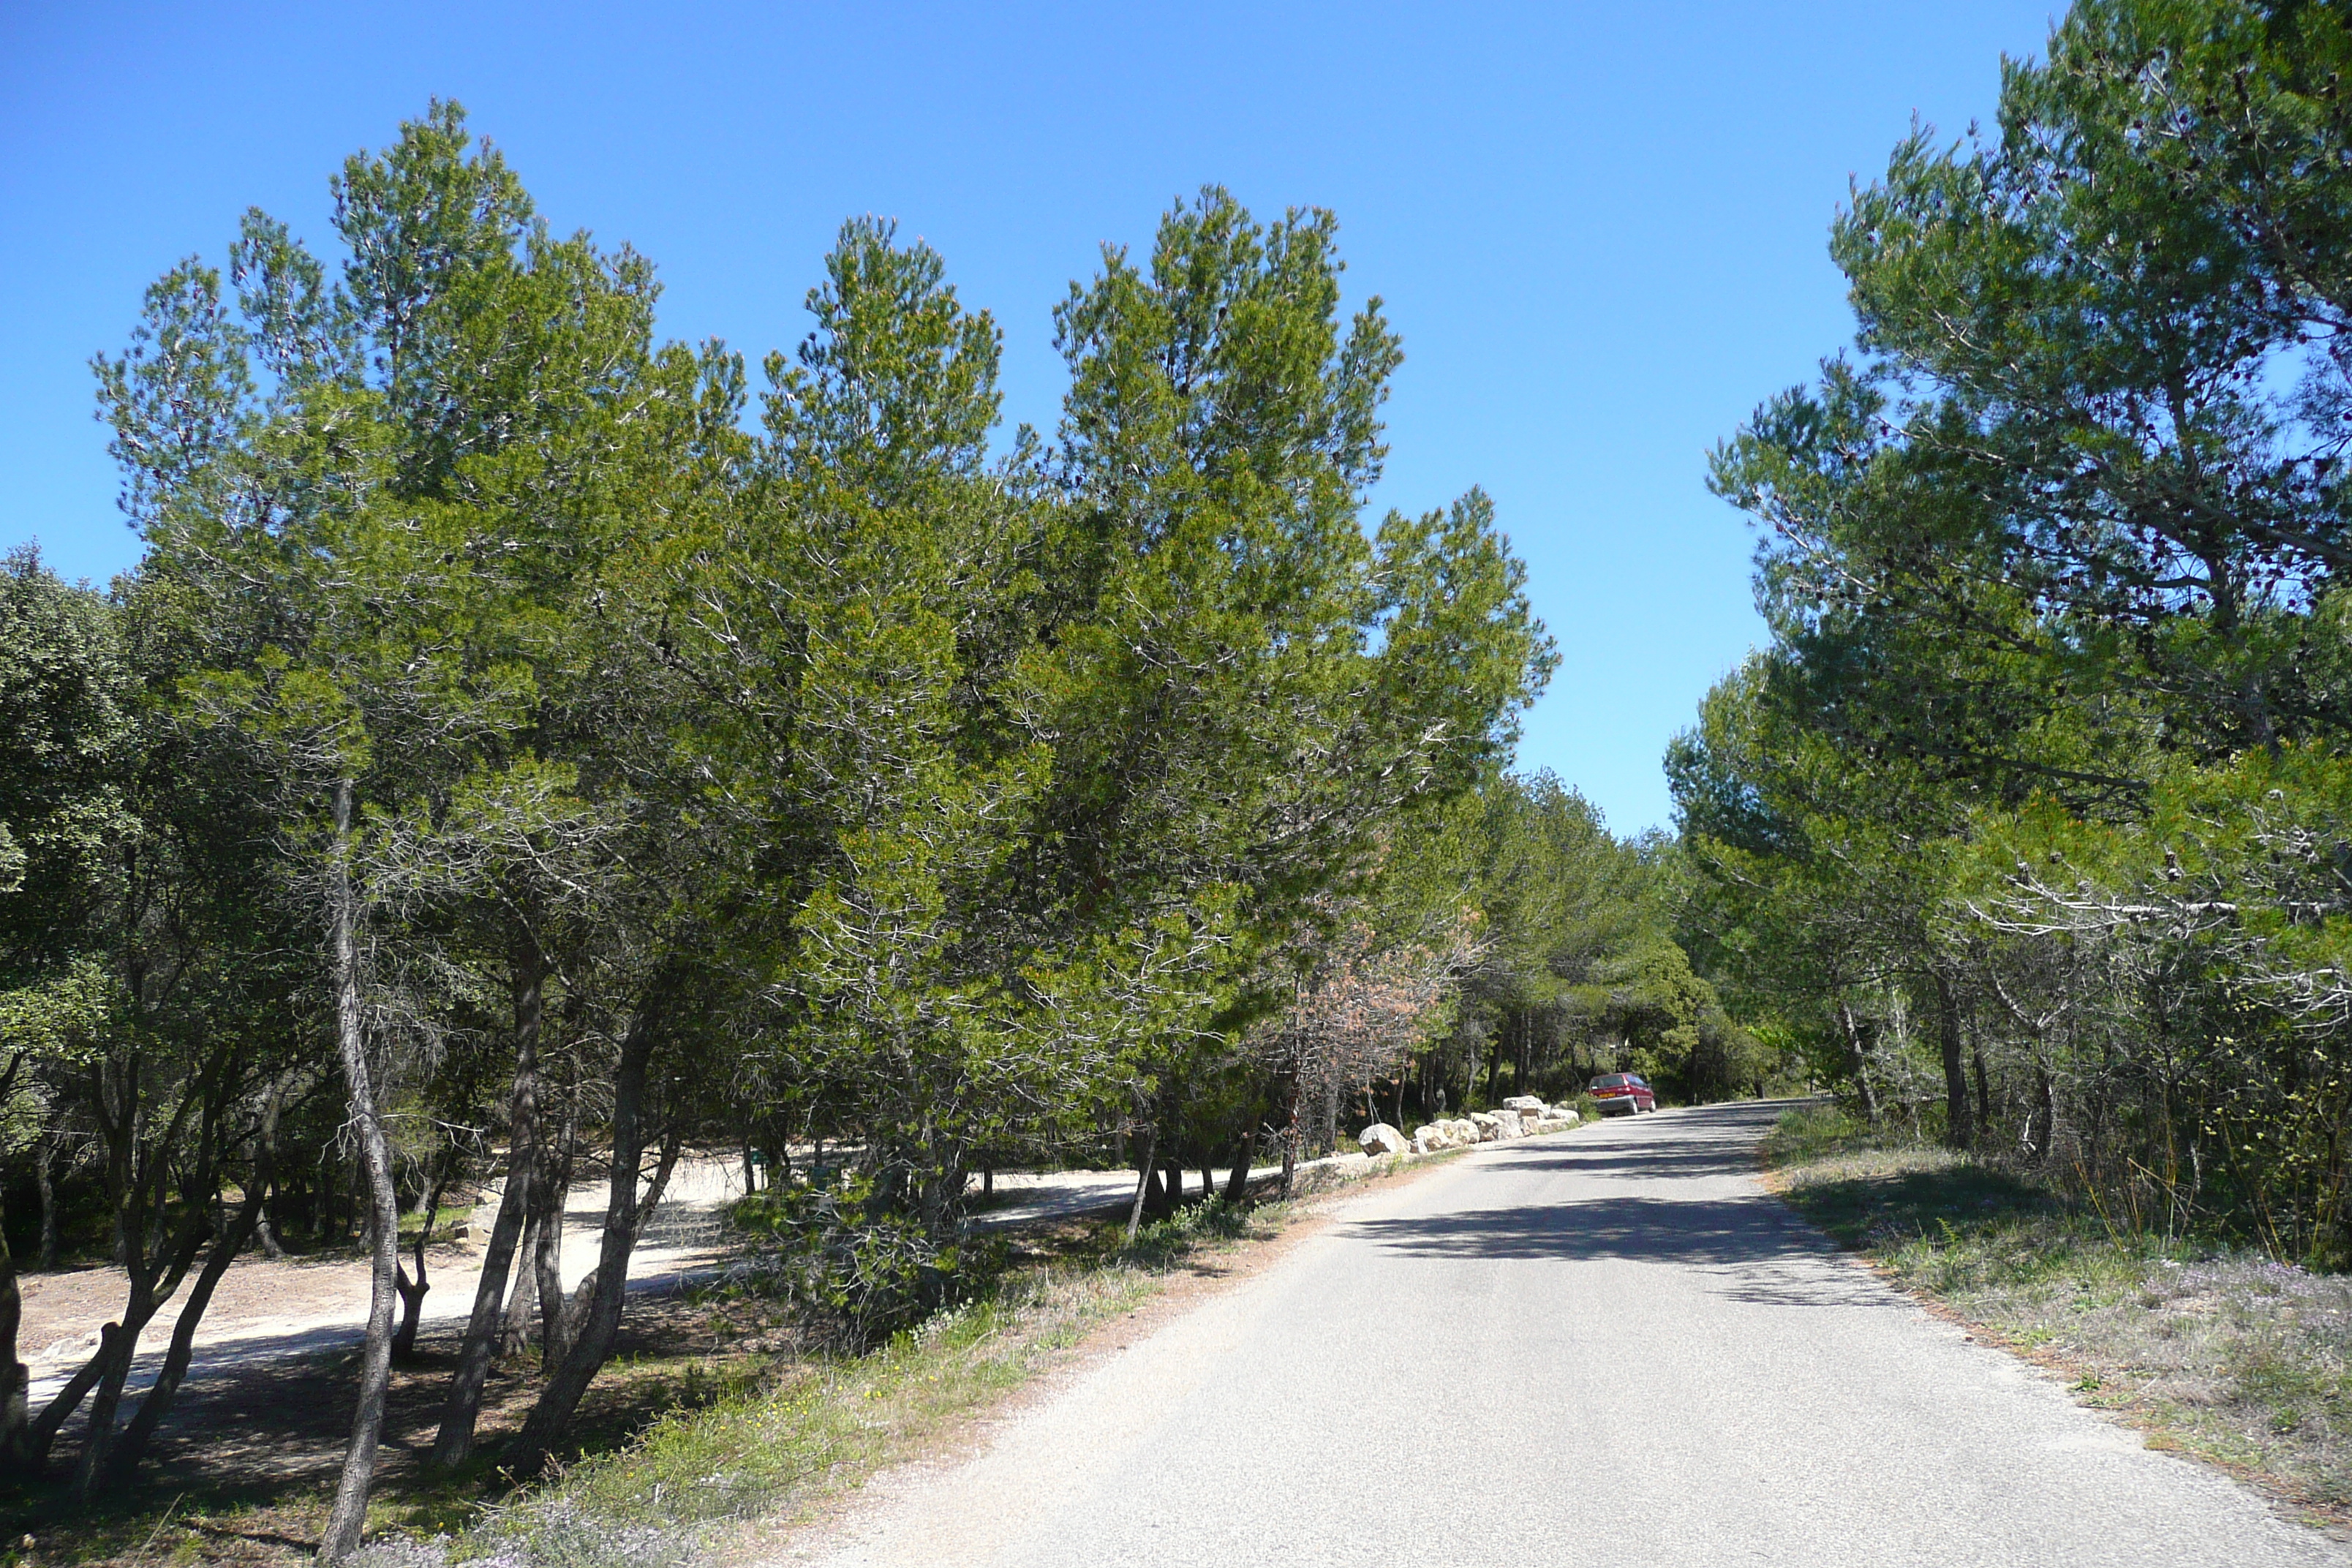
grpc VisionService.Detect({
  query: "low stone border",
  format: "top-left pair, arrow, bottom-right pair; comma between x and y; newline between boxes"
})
1357,1095 -> 1582,1158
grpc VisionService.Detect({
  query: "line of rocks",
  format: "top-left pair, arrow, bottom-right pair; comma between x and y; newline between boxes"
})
1357,1095 -> 1581,1158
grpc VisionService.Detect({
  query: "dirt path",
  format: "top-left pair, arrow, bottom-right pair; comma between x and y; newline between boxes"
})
19,1155 -> 750,1414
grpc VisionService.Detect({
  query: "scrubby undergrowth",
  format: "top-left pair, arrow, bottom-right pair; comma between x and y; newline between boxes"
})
1766,1104 -> 2352,1515
353,1196 -> 1272,1568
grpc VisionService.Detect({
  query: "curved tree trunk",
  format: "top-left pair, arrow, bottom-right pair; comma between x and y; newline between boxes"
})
432,949 -> 540,1466
391,1159 -> 454,1364
500,1202 -> 543,1358
26,1324 -> 117,1473
1123,1120 -> 1158,1243
535,1096 -> 579,1371
1222,1132 -> 1254,1205
67,1199 -> 212,1501
509,1006 -> 674,1472
108,1175 -> 266,1484
320,779 -> 403,1564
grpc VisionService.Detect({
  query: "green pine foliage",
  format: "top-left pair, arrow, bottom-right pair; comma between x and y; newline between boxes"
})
1678,0 -> 2352,1264
4,102 -> 1694,1527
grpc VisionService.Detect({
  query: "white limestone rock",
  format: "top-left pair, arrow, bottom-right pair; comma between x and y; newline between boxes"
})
1359,1123 -> 1409,1158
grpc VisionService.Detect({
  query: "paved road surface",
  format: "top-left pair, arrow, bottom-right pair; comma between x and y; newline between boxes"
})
792,1100 -> 2348,1568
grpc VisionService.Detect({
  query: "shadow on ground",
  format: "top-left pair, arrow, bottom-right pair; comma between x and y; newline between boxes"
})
1348,1101 -> 1901,1311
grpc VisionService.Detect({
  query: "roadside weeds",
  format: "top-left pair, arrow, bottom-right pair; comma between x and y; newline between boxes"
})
1,1133 -> 1521,1568
1760,1104 -> 2352,1529
349,1140 -> 1491,1568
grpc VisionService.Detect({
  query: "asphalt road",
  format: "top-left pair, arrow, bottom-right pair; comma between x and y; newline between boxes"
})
792,1100 -> 2348,1568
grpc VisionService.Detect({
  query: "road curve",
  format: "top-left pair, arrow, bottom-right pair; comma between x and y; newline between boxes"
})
789,1100 -> 2346,1568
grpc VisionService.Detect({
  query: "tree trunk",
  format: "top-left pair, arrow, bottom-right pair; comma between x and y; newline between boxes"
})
321,778 -> 404,1565
431,944 -> 543,1466
108,1177 -> 265,1483
0,1188 -> 27,1475
535,1098 -> 578,1371
26,1324 -> 117,1472
510,1006 -> 675,1470
1222,1134 -> 1254,1205
1279,1072 -> 1301,1199
0,1059 -> 27,1470
253,1076 -> 290,1261
1836,1000 -> 1880,1123
538,1180 -> 574,1374
500,1203 -> 543,1358
1971,1035 -> 1993,1144
2033,1060 -> 2059,1163
67,1209 -> 210,1500
1932,968 -> 1975,1151
1314,1068 -> 1341,1158
34,1137 -> 58,1272
393,1264 -> 427,1362
390,1162 -> 454,1364
1123,1120 -> 1158,1243
101,1054 -> 136,1267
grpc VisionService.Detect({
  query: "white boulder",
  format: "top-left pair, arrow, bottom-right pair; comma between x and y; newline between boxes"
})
1502,1095 -> 1550,1117
1471,1109 -> 1527,1141
1359,1123 -> 1409,1158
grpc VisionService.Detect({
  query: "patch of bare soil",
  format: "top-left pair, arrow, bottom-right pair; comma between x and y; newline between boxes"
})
4,1276 -> 756,1568
23,1253 -> 369,1357
5,1149 -> 1479,1568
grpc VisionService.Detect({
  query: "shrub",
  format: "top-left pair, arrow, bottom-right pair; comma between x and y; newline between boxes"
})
734,1177 -> 984,1352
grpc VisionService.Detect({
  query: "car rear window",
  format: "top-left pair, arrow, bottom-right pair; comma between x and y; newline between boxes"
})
1592,1074 -> 1630,1088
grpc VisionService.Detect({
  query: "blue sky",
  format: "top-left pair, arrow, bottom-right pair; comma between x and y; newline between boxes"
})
0,1 -> 2058,833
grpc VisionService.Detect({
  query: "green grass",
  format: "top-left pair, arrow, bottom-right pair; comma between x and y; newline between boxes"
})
445,1265 -> 1161,1568
15,1137 -> 1523,1568
351,1195 -> 1297,1568
1765,1104 -> 2352,1516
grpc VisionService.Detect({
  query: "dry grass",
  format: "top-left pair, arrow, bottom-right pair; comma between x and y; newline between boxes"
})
1767,1104 -> 2352,1517
4,1137 -> 1512,1568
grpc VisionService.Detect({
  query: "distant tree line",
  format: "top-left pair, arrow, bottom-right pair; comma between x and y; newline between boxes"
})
0,102 -> 1750,1552
1675,0 -> 2352,1265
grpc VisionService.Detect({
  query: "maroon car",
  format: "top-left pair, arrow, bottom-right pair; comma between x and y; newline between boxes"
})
1588,1072 -> 1656,1115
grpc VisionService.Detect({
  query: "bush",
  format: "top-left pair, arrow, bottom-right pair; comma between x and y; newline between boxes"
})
734,1177 -> 987,1352
1118,1196 -> 1251,1270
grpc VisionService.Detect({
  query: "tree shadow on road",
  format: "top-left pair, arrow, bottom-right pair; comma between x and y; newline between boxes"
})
1489,1143 -> 1766,1181
1347,1195 -> 1901,1310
